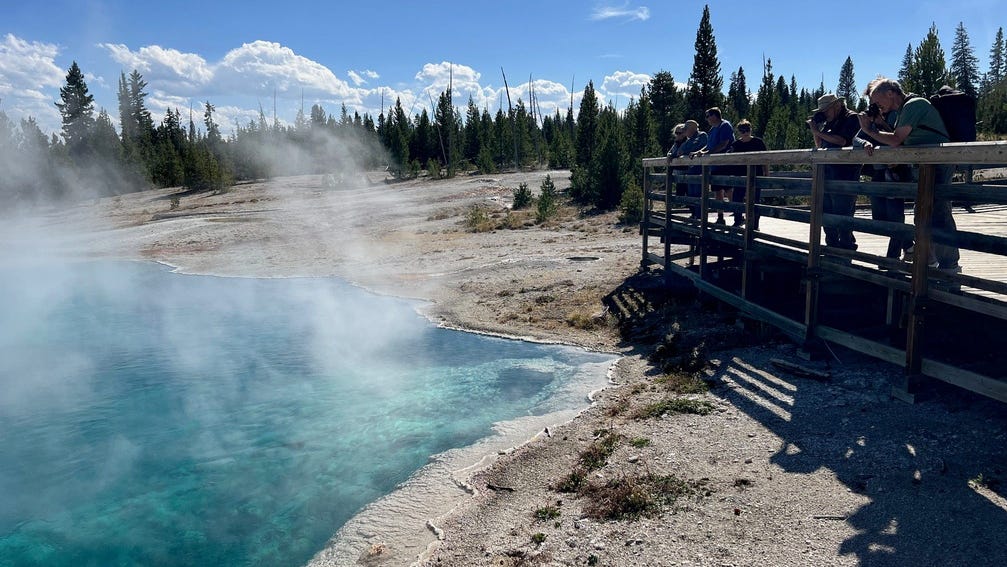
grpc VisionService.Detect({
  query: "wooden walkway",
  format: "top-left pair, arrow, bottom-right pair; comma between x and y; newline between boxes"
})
641,142 -> 1007,403
750,203 -> 1007,299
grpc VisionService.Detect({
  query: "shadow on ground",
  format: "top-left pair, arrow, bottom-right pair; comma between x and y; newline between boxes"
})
605,269 -> 1007,566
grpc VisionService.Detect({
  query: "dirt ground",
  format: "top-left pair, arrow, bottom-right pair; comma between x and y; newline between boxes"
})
32,170 -> 1007,567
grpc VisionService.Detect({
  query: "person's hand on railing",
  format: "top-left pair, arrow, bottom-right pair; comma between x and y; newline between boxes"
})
862,141 -> 876,157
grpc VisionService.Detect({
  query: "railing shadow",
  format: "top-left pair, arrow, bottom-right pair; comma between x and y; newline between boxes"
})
709,349 -> 1007,565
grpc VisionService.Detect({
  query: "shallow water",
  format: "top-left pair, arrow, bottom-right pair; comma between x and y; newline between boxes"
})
0,261 -> 614,567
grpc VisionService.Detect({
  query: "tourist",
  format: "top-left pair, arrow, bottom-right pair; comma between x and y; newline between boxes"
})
854,104 -> 914,261
667,123 -> 689,196
808,93 -> 861,251
679,119 -> 708,218
727,119 -> 768,228
692,107 -> 735,224
858,77 -> 959,271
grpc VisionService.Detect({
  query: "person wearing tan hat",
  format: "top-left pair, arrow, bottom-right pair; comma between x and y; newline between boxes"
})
807,93 -> 861,250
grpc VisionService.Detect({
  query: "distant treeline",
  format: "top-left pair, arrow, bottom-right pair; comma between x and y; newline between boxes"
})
1,5 -> 1006,212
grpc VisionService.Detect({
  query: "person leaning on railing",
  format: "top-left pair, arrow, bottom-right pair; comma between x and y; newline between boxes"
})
678,119 -> 709,219
857,77 -> 960,273
807,93 -> 862,251
667,123 -> 689,197
726,119 -> 768,228
854,104 -> 915,262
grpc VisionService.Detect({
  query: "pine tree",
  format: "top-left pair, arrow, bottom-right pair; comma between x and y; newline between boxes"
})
898,44 -> 914,89
950,22 -> 980,98
989,27 -> 1005,87
203,101 -> 221,146
649,71 -> 685,152
55,61 -> 95,159
686,5 -> 724,119
462,96 -> 481,162
593,104 -> 628,210
574,80 -> 599,169
727,66 -> 750,121
625,86 -> 658,182
751,58 -> 778,137
128,70 -> 153,141
837,56 -> 858,107
387,98 -> 410,177
910,24 -> 952,96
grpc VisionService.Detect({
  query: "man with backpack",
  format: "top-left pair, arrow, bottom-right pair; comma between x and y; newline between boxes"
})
858,77 -> 960,272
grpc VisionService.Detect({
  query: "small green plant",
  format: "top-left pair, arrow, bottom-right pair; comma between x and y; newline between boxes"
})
633,397 -> 714,419
582,474 -> 704,521
512,182 -> 533,209
169,195 -> 180,210
587,555 -> 599,566
553,468 -> 587,493
531,533 -> 546,545
465,205 -> 497,232
578,430 -> 622,471
619,180 -> 644,225
536,174 -> 558,223
655,373 -> 710,394
426,158 -> 442,180
629,437 -> 651,448
533,505 -> 561,521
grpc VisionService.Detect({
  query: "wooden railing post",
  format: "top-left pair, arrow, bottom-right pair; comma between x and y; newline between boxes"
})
641,158 -> 653,268
803,163 -> 826,352
664,160 -> 673,281
898,163 -> 937,402
740,165 -> 757,300
699,165 -> 711,279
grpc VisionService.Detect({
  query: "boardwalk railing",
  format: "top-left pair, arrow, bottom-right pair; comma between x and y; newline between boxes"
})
641,141 -> 1007,403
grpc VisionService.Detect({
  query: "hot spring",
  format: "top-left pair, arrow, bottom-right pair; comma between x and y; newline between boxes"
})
0,260 -> 615,566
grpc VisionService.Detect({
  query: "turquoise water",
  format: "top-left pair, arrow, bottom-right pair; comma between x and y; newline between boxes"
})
0,261 -> 614,567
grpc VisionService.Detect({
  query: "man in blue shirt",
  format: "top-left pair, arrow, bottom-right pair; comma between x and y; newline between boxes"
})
692,107 -> 735,223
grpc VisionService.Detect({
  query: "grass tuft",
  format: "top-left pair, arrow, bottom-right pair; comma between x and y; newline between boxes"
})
634,397 -> 714,419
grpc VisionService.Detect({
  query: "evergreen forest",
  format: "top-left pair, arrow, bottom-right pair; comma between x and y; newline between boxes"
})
2,5 -> 1007,213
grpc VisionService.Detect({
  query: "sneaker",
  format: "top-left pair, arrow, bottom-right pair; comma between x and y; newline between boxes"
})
902,246 -> 914,263
938,264 -> 962,274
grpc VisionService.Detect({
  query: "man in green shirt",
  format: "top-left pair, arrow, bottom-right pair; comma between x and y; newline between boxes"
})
857,77 -> 959,271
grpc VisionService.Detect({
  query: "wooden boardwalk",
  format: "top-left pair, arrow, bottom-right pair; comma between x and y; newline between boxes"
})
641,142 -> 1007,403
741,202 -> 1007,299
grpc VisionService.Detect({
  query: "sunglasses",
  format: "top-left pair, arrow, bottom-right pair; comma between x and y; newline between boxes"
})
738,127 -> 751,133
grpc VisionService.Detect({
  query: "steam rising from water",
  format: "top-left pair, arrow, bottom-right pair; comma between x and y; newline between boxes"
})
0,259 -> 615,566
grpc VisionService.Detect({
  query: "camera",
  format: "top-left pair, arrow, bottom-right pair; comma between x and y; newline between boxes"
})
866,102 -> 881,118
812,111 -> 827,123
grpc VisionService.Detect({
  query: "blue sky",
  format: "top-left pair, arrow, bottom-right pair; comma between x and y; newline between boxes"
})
2,0 -> 1006,136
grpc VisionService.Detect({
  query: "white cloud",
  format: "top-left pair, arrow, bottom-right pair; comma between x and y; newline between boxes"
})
600,70 -> 652,101
100,40 -> 355,101
362,70 -> 379,80
590,4 -> 650,22
0,34 -> 64,91
101,43 -> 213,91
0,34 -> 66,132
347,70 -> 365,86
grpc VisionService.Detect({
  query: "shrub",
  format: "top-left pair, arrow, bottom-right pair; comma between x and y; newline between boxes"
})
512,182 -> 533,209
533,505 -> 561,521
634,397 -> 714,419
619,180 -> 644,225
536,174 -> 558,223
426,158 -> 441,180
465,205 -> 497,232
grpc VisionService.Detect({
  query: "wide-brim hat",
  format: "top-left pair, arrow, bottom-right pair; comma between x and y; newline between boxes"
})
813,93 -> 839,112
